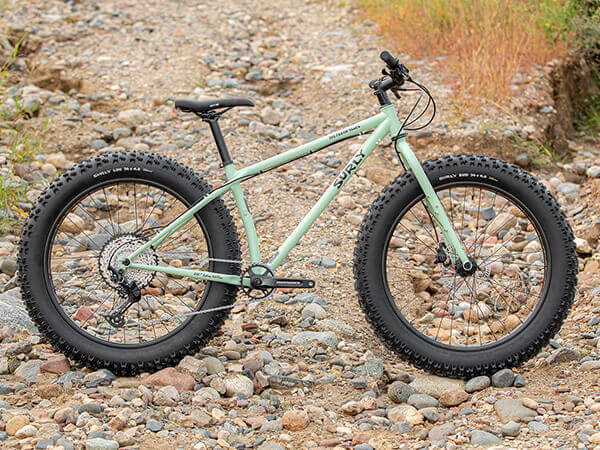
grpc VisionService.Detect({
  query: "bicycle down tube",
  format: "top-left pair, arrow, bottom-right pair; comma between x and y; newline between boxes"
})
124,107 -> 471,285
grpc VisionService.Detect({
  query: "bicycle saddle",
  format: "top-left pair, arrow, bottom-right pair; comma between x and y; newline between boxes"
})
174,98 -> 254,114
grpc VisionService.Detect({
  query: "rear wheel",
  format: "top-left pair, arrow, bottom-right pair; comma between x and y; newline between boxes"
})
354,154 -> 577,378
18,152 -> 241,375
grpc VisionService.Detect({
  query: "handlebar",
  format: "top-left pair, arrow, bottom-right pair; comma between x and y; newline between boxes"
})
380,50 -> 400,70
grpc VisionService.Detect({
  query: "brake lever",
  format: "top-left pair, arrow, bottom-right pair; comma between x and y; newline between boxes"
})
390,87 -> 402,99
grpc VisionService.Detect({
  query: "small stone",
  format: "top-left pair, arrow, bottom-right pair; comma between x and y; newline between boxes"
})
282,409 -> 309,431
142,367 -> 195,391
85,438 -> 119,450
54,407 -> 75,424
470,430 -> 503,446
388,404 -> 424,425
581,360 -> 600,371
0,257 -> 17,275
14,359 -> 43,383
224,374 -> 254,397
429,422 -> 455,443
501,421 -> 521,437
388,381 -> 415,403
91,139 -> 108,150
465,376 -> 491,393
177,356 -> 207,381
261,106 -> 281,126
341,400 -> 364,416
513,374 -> 526,387
291,331 -> 338,348
36,383 -> 64,399
439,388 -> 469,407
494,398 -> 537,423
40,355 -> 70,374
586,166 -> 600,178
15,424 -> 37,438
491,368 -> 515,387
407,393 -> 438,409
301,303 -> 327,320
117,109 -> 147,127
203,356 -> 226,374
146,419 -> 163,432
527,421 -> 549,432
409,375 -> 465,399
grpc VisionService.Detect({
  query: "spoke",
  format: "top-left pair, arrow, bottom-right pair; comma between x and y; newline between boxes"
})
467,187 -> 484,254
137,190 -> 166,234
103,187 -> 116,235
433,272 -> 461,342
133,184 -> 139,231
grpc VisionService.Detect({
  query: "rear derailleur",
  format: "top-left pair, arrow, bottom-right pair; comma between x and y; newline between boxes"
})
101,266 -> 142,328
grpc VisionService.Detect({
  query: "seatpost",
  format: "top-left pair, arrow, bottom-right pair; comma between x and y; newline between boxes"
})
203,115 -> 233,166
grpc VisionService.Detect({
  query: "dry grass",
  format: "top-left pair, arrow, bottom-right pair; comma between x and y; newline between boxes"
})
359,0 -> 574,109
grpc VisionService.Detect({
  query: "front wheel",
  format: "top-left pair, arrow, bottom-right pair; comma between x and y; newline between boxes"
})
354,154 -> 577,378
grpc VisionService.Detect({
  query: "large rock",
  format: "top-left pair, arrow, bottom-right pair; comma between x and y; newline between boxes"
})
202,356 -> 225,375
487,213 -> 517,236
494,398 -> 537,423
142,367 -> 195,391
491,369 -> 515,387
465,375 -> 491,393
291,331 -> 338,348
41,355 -> 70,374
6,415 -> 30,436
314,319 -> 357,337
409,375 -> 465,399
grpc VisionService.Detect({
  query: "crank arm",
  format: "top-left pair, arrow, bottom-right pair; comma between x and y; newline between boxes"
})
257,277 -> 315,289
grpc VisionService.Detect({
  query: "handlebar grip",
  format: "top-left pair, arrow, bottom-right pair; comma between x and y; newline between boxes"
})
380,50 -> 399,69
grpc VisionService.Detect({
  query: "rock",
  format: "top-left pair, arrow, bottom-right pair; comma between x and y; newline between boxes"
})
409,375 -> 465,399
527,421 -> 549,432
501,421 -> 521,437
429,422 -> 455,443
36,383 -> 64,399
581,360 -> 600,371
153,385 -> 179,406
587,166 -> 600,178
282,409 -> 309,431
491,368 -> 515,387
91,139 -> 108,150
142,367 -> 195,391
15,424 -> 37,438
487,213 -> 517,236
470,430 -> 503,446
83,369 -> 115,387
117,109 -> 147,127
465,376 -> 491,393
575,238 -> 593,255
54,407 -> 75,424
388,404 -> 424,425
224,374 -> 254,397
546,347 -> 579,364
358,358 -> 383,379
146,419 -> 163,432
202,356 -> 226,374
439,388 -> 469,407
494,398 -> 537,423
41,163 -> 57,176
261,106 -> 281,125
557,182 -> 579,196
0,257 -> 16,275
6,415 -> 30,435
513,374 -> 526,387
85,438 -> 119,450
46,153 -> 68,169
14,359 -> 43,383
341,400 -> 364,416
408,393 -> 439,409
40,355 -> 70,374
301,303 -> 327,320
388,381 -> 415,403
258,443 -> 285,450
177,356 -> 207,381
291,331 -> 338,348
315,319 -> 357,337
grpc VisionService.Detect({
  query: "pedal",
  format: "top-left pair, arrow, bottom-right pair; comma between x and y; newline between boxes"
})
259,277 -> 315,289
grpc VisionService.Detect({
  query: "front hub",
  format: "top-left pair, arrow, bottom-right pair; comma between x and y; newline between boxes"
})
455,256 -> 478,277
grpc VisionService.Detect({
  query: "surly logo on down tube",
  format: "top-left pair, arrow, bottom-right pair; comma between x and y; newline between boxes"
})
334,148 -> 366,189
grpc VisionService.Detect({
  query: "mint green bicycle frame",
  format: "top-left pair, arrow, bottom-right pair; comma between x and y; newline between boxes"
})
124,103 -> 471,286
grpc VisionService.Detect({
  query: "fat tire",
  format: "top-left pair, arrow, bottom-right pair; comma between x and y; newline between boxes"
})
353,154 -> 578,378
18,151 -> 241,375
